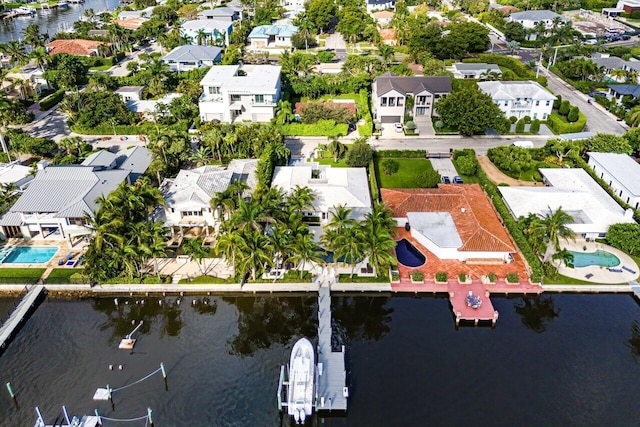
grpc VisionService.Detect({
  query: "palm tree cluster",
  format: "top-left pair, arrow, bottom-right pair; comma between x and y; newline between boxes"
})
83,179 -> 167,283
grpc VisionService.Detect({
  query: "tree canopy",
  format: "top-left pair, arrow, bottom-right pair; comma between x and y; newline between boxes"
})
435,86 -> 509,136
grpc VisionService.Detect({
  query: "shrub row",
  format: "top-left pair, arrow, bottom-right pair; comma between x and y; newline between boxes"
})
374,150 -> 425,158
368,159 -> 379,202
279,120 -> 348,137
357,89 -> 373,136
39,89 -> 65,111
546,111 -> 587,134
456,149 -> 544,281
463,54 -> 547,86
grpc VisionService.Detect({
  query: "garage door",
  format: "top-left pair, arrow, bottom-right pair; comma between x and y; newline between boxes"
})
381,116 -> 401,124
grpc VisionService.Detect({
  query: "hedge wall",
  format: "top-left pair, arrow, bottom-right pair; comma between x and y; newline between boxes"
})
369,159 -> 379,202
279,120 -> 348,137
546,111 -> 587,134
357,89 -> 373,137
374,150 -> 425,158
39,89 -> 65,111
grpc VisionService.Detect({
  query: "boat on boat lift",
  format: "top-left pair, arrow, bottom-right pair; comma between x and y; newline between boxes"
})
287,337 -> 315,424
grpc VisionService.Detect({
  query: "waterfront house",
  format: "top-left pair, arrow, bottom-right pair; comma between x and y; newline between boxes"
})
181,19 -> 233,46
115,86 -> 144,103
248,25 -> 298,49
0,161 -> 34,191
160,160 -> 258,243
371,72 -> 452,124
477,80 -> 556,120
270,163 -> 372,224
588,152 -> 640,209
0,148 -> 152,243
450,63 -> 502,80
162,45 -> 222,72
498,168 -> 635,239
198,64 -> 281,123
381,186 -> 515,262
45,39 -> 110,56
112,18 -> 147,31
117,6 -> 154,20
197,6 -> 244,22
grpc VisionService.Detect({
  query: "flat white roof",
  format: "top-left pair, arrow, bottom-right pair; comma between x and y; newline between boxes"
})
200,65 -> 281,94
588,152 -> 640,197
407,212 -> 462,248
498,168 -> 634,235
0,162 -> 32,186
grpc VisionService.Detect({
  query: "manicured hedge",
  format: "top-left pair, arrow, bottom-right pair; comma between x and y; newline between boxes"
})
39,89 -> 65,111
279,120 -> 348,137
375,150 -> 425,158
369,159 -> 379,202
546,111 -> 587,134
357,89 -> 373,136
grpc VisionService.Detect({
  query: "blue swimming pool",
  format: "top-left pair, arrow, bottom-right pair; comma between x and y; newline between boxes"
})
2,246 -> 58,264
395,239 -> 426,268
569,250 -> 620,268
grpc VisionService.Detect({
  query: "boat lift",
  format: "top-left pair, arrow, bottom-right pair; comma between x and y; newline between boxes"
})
119,321 -> 143,350
34,405 -> 154,427
93,363 -> 167,401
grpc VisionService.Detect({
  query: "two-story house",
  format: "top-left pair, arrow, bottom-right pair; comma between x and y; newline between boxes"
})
371,72 -> 452,124
477,80 -> 556,120
248,25 -> 298,49
198,65 -> 281,123
507,10 -> 566,40
160,159 -> 258,243
197,6 -> 244,22
181,19 -> 233,46
449,63 -> 502,80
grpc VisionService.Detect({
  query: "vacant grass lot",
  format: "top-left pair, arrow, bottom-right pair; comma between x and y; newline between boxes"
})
374,158 -> 437,188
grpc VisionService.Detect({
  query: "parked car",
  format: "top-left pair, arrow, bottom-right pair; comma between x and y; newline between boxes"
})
589,91 -> 607,98
453,176 -> 464,184
394,123 -> 403,133
441,176 -> 451,184
622,34 -> 632,40
583,39 -> 598,45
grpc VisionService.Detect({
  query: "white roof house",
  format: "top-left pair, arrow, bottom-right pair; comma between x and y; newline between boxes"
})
115,86 -> 144,102
588,152 -> 640,209
126,93 -> 181,116
117,6 -> 154,20
160,160 -> 258,235
478,80 -> 556,120
450,63 -> 502,79
507,10 -> 565,28
0,161 -> 33,190
181,19 -> 233,46
270,163 -> 372,222
0,148 -> 152,241
162,45 -> 222,71
499,168 -> 635,239
199,65 -> 282,123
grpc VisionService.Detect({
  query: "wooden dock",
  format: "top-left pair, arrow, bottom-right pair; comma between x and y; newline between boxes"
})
0,285 -> 45,354
316,284 -> 347,412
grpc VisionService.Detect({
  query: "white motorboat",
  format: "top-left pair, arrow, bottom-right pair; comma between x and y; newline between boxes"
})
288,337 -> 315,424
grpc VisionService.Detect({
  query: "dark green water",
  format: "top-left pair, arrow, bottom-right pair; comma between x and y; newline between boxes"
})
1,293 -> 640,426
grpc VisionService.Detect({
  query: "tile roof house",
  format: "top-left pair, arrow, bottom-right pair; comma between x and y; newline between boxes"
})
477,80 -> 556,120
45,39 -> 110,56
450,63 -> 502,79
160,159 -> 258,239
270,163 -> 372,223
0,148 -> 152,242
381,186 -> 515,262
372,72 -> 452,123
498,168 -> 635,239
162,45 -> 222,71
588,152 -> 640,209
181,19 -> 233,46
112,18 -> 147,30
248,25 -> 298,48
372,10 -> 394,26
199,65 -> 282,123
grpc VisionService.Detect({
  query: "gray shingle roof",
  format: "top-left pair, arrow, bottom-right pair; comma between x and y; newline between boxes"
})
162,45 -> 222,63
509,10 -> 565,21
374,72 -> 452,96
608,84 -> 640,97
453,63 -> 501,72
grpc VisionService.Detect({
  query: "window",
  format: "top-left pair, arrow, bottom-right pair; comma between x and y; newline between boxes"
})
209,86 -> 220,95
397,97 -> 404,107
231,94 -> 241,101
546,100 -> 551,106
504,101 -> 508,106
417,96 -> 426,105
381,97 -> 387,106
542,113 -> 548,119
388,97 -> 396,107
181,210 -> 202,217
533,113 -> 537,119
254,94 -> 264,103
535,100 -> 540,106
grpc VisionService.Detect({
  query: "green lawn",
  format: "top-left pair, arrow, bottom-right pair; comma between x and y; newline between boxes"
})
542,274 -> 597,285
44,268 -> 87,284
178,275 -> 236,284
374,157 -> 437,188
313,150 -> 350,167
338,273 -> 390,283
89,65 -> 112,71
0,268 -> 45,284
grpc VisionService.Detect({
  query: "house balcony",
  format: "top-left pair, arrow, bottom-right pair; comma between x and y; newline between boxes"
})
200,94 -> 224,103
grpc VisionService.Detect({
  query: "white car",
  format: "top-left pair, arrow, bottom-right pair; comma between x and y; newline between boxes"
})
394,123 -> 403,133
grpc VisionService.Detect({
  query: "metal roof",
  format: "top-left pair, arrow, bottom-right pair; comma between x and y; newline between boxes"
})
248,24 -> 298,39
588,152 -> 640,197
81,150 -> 117,169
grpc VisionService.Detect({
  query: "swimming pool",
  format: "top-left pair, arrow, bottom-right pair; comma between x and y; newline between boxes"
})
2,247 -> 58,264
395,239 -> 426,268
569,250 -> 621,268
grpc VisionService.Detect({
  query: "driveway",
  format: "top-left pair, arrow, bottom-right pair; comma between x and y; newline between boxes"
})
430,158 -> 457,179
325,33 -> 346,51
544,69 -> 628,135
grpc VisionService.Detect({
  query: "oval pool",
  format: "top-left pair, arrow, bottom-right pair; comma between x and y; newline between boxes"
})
395,239 -> 426,268
569,250 -> 620,268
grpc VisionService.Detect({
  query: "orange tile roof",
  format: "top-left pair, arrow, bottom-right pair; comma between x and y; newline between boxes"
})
46,39 -> 110,56
372,11 -> 394,19
378,28 -> 396,41
112,18 -> 146,30
381,185 -> 515,253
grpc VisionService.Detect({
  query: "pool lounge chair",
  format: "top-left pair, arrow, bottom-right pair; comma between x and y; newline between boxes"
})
608,268 -> 623,273
58,258 -> 65,266
66,252 -> 73,260
623,266 -> 637,274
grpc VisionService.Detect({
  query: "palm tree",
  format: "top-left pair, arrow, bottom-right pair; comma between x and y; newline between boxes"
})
528,206 -> 576,260
507,40 -> 521,55
190,146 -> 213,167
627,107 -> 640,127
326,205 -> 356,232
196,29 -> 207,46
287,185 -> 315,213
610,68 -> 627,82
0,95 -> 11,158
377,44 -> 395,68
551,248 -> 574,268
289,232 -> 323,278
143,57 -> 170,97
327,137 -> 346,162
182,237 -> 210,274
3,40 -> 28,66
236,229 -> 274,280
626,70 -> 639,84
275,100 -> 293,125
30,46 -> 49,73
334,225 -> 365,277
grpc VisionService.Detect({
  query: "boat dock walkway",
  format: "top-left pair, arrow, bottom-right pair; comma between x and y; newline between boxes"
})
0,285 -> 45,353
316,283 -> 347,412
630,281 -> 640,299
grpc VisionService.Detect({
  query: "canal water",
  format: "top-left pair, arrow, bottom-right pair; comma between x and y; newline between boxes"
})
1,293 -> 640,426
0,0 -> 119,44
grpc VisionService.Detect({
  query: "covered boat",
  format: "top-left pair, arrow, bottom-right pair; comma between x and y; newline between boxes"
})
288,337 -> 315,424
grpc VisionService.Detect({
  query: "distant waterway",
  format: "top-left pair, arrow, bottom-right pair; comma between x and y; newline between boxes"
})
0,0 -> 119,44
1,293 -> 640,426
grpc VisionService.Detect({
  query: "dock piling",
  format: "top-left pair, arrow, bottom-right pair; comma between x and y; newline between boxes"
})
6,382 -> 15,399
147,408 -> 153,426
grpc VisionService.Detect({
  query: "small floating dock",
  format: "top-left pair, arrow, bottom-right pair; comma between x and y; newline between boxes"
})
448,281 -> 498,326
119,320 -> 143,349
0,285 -> 46,354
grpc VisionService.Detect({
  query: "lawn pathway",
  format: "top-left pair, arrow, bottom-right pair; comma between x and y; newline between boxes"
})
477,156 -> 539,187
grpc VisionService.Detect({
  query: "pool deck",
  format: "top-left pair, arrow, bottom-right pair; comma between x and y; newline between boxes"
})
557,240 -> 639,284
0,239 -> 84,269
